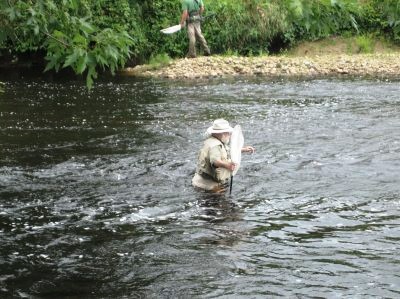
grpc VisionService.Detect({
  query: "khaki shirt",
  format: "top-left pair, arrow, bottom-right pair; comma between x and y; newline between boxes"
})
196,136 -> 232,183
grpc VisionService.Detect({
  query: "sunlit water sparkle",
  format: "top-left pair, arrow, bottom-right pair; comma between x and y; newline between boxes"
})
0,77 -> 399,298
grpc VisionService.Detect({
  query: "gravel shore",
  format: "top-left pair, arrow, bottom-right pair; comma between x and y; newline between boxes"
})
123,53 -> 400,79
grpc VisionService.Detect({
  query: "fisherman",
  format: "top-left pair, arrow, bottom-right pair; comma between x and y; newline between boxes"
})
192,119 -> 255,192
180,0 -> 211,58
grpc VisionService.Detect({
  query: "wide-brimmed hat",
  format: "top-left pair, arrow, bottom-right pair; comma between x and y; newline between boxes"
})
206,119 -> 234,135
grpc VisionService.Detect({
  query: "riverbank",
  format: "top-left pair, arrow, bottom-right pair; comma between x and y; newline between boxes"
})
122,53 -> 400,80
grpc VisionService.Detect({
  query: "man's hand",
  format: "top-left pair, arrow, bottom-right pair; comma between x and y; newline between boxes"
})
242,146 -> 255,153
180,10 -> 188,28
225,162 -> 236,172
213,160 -> 236,172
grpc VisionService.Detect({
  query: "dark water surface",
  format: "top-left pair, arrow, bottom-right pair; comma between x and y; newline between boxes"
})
0,76 -> 399,298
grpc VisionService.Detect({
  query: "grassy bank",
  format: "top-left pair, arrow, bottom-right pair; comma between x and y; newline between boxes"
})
287,36 -> 400,56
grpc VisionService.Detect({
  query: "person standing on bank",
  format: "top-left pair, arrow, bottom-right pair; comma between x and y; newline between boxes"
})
192,119 -> 255,192
180,0 -> 211,58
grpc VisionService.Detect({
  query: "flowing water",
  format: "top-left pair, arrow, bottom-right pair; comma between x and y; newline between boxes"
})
0,75 -> 399,298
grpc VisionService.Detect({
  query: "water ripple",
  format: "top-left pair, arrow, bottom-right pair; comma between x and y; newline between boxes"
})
0,78 -> 399,298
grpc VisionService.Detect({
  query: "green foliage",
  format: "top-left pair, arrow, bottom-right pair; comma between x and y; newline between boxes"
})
355,34 -> 375,53
282,0 -> 362,45
147,53 -> 171,70
370,0 -> 400,42
223,49 -> 240,57
1,0 -> 142,88
206,0 -> 288,55
130,0 -> 187,59
1,0 -> 400,87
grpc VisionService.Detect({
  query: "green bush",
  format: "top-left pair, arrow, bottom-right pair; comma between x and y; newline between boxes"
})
205,0 -> 288,55
282,0 -> 362,45
355,34 -> 375,53
1,0 -> 400,87
0,0 -> 143,88
147,53 -> 172,70
132,0 -> 187,59
371,0 -> 400,42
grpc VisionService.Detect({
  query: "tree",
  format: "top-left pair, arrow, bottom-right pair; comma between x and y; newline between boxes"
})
0,0 -> 141,88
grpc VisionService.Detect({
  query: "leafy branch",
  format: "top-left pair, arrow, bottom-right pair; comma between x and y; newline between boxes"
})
1,0 -> 135,89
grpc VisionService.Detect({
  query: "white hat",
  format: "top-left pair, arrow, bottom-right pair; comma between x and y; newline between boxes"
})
206,119 -> 234,135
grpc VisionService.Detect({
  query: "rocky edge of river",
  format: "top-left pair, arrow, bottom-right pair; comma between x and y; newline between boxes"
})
123,53 -> 400,79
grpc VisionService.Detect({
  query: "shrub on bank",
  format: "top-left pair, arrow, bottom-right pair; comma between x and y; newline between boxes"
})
0,0 -> 145,88
1,0 -> 400,88
145,0 -> 400,57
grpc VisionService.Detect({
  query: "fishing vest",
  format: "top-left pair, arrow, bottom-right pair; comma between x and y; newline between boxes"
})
196,137 -> 232,183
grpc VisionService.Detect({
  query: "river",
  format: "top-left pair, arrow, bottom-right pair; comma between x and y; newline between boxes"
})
0,76 -> 399,298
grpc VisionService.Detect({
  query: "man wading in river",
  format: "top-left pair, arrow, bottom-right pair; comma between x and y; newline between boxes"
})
192,119 -> 255,192
180,0 -> 211,58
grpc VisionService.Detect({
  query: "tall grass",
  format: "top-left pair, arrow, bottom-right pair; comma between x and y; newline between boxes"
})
206,0 -> 288,55
130,0 -> 400,59
373,0 -> 400,42
355,34 -> 375,53
138,0 -> 369,58
2,0 -> 400,68
283,0 -> 362,44
147,53 -> 171,70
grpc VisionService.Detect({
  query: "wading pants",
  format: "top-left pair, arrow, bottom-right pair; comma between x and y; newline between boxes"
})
187,21 -> 210,58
